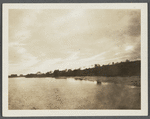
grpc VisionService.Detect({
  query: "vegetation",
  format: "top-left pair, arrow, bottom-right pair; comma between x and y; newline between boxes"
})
22,60 -> 140,78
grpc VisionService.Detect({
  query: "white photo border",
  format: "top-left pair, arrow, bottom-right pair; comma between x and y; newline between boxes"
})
2,3 -> 148,116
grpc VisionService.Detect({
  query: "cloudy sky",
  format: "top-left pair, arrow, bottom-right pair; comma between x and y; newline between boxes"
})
9,9 -> 141,75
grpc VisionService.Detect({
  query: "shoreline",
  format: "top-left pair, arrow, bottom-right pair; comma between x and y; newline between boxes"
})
9,76 -> 141,87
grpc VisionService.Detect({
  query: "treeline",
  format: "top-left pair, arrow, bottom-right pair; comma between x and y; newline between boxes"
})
25,60 -> 140,78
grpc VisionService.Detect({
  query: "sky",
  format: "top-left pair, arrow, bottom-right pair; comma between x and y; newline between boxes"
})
9,9 -> 141,75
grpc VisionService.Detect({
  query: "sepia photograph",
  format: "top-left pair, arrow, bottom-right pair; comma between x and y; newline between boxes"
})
3,3 -> 148,116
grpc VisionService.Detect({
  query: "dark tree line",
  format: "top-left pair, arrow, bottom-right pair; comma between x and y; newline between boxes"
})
24,60 -> 140,78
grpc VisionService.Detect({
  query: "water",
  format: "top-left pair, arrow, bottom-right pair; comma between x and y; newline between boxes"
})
9,77 -> 141,110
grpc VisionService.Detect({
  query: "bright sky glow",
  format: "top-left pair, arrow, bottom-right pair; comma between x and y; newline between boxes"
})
125,46 -> 133,51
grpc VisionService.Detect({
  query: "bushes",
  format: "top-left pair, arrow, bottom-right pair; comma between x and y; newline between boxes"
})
25,60 -> 141,77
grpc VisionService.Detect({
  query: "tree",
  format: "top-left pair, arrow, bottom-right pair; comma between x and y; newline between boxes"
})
126,59 -> 130,62
53,70 -> 60,77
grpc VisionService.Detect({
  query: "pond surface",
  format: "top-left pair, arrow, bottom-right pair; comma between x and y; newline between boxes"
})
9,77 -> 140,110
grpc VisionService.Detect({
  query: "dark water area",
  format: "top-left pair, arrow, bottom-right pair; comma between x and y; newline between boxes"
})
9,77 -> 141,110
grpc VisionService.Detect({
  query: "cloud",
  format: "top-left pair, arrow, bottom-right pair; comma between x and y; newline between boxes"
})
9,42 -> 26,47
127,10 -> 141,37
9,9 -> 141,74
65,52 -> 79,61
80,52 -> 106,62
17,47 -> 27,54
9,53 -> 39,74
125,46 -> 133,51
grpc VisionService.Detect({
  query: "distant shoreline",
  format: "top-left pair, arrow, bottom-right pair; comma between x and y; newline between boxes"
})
9,76 -> 141,87
9,60 -> 141,79
9,75 -> 140,78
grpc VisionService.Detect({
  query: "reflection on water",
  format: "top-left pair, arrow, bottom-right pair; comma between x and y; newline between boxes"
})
9,77 -> 141,110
